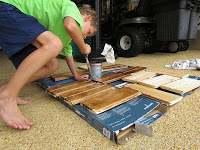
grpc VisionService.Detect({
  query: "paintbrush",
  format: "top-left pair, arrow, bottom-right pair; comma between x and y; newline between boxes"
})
85,55 -> 93,79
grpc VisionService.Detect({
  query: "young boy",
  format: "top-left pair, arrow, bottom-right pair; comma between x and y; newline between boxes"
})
0,0 -> 97,130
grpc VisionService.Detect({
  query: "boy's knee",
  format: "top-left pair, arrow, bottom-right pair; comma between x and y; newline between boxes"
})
45,58 -> 59,73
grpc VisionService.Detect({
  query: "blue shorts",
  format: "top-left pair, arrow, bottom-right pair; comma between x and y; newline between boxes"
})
0,2 -> 49,68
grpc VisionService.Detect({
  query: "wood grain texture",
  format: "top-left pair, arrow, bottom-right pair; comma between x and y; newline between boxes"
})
126,84 -> 183,106
47,81 -> 95,97
50,70 -> 88,81
81,87 -> 142,114
64,84 -> 115,105
122,70 -> 156,83
78,64 -> 128,72
95,66 -> 146,83
146,68 -> 189,78
160,78 -> 200,94
138,75 -> 180,88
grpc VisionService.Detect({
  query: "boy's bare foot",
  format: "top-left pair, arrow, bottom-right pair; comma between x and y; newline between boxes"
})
0,85 -> 32,105
0,93 -> 33,129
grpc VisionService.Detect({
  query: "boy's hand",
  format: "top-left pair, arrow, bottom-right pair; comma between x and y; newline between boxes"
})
80,43 -> 91,56
74,74 -> 89,81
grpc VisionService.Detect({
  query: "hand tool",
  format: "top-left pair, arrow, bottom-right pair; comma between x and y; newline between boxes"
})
85,55 -> 93,79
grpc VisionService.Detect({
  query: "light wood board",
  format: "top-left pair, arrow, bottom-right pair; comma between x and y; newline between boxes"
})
146,68 -> 189,78
126,84 -> 183,106
81,87 -> 142,114
160,78 -> 200,94
138,75 -> 180,88
122,70 -> 156,83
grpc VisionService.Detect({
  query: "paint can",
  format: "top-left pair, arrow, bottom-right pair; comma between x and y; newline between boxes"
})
90,62 -> 102,79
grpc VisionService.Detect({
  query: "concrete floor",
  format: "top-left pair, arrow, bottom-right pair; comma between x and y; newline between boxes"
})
0,49 -> 200,149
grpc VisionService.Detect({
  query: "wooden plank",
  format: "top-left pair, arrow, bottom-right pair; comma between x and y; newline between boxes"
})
78,64 -> 128,72
160,78 -> 200,94
94,66 -> 146,83
138,75 -> 180,88
50,70 -> 88,81
47,81 -> 95,97
146,68 -> 190,78
63,84 -> 115,105
81,87 -> 142,114
122,70 -> 156,83
126,84 -> 183,106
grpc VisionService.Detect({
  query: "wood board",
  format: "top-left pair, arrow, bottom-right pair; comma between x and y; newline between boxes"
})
122,70 -> 156,83
50,70 -> 88,81
160,78 -> 200,94
138,75 -> 180,88
78,64 -> 128,72
95,66 -> 146,83
47,81 -> 95,97
63,84 -> 115,105
146,68 -> 189,78
126,84 -> 183,106
81,87 -> 142,114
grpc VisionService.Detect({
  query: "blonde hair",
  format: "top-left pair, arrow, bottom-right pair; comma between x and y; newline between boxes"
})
78,7 -> 97,35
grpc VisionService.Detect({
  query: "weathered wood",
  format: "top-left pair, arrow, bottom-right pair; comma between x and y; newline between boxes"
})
81,87 -> 142,114
138,75 -> 180,88
126,84 -> 183,106
122,70 -> 156,83
160,78 -> 200,94
63,84 -> 115,105
146,68 -> 189,78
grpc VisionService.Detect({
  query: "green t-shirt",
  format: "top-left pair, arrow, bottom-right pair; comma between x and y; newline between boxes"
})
1,0 -> 83,57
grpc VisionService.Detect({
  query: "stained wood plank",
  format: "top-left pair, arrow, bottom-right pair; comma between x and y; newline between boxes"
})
122,70 -> 156,83
138,75 -> 180,88
78,64 -> 128,72
81,87 -> 142,114
95,66 -> 146,83
146,69 -> 189,78
63,84 -> 115,105
50,71 -> 88,81
126,84 -> 183,106
160,78 -> 200,94
47,81 -> 95,97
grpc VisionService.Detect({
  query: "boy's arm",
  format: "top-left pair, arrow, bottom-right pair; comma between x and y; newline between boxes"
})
65,56 -> 89,81
64,17 -> 91,55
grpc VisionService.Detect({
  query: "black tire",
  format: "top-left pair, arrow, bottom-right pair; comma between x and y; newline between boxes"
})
114,27 -> 145,57
179,40 -> 189,51
167,41 -> 181,53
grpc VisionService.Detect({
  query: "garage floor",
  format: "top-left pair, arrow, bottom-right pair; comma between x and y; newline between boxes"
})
0,48 -> 200,149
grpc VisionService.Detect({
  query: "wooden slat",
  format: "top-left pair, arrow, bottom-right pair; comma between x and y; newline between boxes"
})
47,81 -> 95,97
146,68 -> 189,78
63,84 -> 115,105
126,84 -> 183,106
81,87 -> 142,114
78,64 -> 128,72
50,70 -> 88,81
122,70 -> 156,83
95,66 -> 146,83
160,78 -> 200,94
138,75 -> 180,88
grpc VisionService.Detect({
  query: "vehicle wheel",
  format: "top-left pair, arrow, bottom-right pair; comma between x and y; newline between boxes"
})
167,41 -> 181,53
115,27 -> 145,57
179,40 -> 189,51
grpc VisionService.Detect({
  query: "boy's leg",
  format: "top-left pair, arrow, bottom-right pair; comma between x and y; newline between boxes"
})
0,31 -> 63,129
